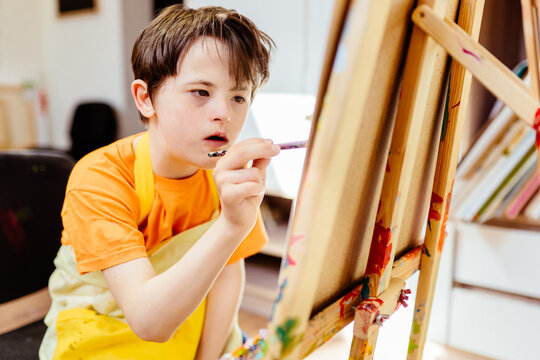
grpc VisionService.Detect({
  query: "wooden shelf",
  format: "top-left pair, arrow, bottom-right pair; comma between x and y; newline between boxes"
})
242,254 -> 281,318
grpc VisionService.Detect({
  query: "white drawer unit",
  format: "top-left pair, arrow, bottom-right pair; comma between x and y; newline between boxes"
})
449,286 -> 540,360
453,222 -> 540,299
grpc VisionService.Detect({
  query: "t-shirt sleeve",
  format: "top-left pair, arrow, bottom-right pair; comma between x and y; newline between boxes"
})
62,187 -> 147,274
226,210 -> 268,265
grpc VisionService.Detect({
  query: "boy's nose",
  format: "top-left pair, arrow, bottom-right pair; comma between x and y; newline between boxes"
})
211,100 -> 231,122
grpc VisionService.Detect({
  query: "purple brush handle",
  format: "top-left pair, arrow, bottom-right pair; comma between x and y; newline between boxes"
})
208,140 -> 307,157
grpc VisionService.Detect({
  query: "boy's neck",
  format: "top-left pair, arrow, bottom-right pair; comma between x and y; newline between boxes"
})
133,132 -> 200,180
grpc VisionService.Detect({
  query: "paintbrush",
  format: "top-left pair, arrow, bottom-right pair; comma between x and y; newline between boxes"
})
208,140 -> 308,158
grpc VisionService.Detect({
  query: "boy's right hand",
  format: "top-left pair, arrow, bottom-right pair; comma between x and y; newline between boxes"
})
212,138 -> 280,237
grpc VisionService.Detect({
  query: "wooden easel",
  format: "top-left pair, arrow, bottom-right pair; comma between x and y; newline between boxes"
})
263,0 -> 485,359
224,0 -> 540,358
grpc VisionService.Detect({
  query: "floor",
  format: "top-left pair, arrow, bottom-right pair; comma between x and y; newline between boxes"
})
238,310 -> 492,360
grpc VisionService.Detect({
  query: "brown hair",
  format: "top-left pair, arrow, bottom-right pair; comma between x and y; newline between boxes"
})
132,4 -> 274,122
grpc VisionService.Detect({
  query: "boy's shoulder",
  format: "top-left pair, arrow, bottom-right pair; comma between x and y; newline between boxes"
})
67,133 -> 142,194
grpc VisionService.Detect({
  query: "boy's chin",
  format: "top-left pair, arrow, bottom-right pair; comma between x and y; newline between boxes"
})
200,157 -> 218,170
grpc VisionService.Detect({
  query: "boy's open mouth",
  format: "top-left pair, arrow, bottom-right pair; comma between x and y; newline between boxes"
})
205,134 -> 228,147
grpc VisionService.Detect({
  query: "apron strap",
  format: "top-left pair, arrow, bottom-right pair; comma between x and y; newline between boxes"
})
134,132 -> 155,225
134,132 -> 220,226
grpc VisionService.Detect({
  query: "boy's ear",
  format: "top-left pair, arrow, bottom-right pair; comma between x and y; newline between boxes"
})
131,80 -> 155,118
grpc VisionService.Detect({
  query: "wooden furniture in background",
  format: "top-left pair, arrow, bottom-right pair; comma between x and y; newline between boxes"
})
0,86 -> 36,149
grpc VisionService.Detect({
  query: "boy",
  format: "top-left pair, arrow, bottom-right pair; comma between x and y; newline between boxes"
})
39,4 -> 276,359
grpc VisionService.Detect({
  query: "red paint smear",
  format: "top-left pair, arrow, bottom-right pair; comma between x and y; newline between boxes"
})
428,192 -> 443,222
399,246 -> 422,263
462,48 -> 483,64
438,184 -> 454,253
386,158 -> 391,173
358,298 -> 383,313
366,220 -> 392,276
451,101 -> 461,109
290,233 -> 304,246
428,209 -> 441,222
339,287 -> 362,320
534,108 -> 540,148
287,253 -> 296,266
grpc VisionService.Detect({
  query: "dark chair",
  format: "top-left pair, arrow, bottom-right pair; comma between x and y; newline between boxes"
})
68,102 -> 118,161
0,150 -> 75,359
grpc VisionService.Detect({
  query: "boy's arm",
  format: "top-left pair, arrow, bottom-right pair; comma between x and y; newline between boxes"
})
196,260 -> 245,360
102,138 -> 280,342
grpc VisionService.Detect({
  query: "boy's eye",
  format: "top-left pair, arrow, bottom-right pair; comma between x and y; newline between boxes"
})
193,90 -> 209,97
233,96 -> 245,103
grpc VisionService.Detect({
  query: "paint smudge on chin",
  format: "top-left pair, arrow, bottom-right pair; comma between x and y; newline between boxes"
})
462,48 -> 483,64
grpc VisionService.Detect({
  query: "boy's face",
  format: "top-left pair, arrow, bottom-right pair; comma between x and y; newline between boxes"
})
148,36 -> 251,178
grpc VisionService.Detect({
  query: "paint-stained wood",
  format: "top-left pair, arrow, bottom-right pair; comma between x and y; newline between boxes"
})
264,1 -> 397,358
407,1 -> 486,359
352,278 -> 406,340
299,246 -> 421,357
348,0 -> 459,358
312,0 -> 417,315
412,5 -> 540,127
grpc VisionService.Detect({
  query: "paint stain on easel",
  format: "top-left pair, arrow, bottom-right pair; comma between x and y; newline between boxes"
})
441,83 -> 451,142
358,298 -> 383,313
285,254 -> 296,266
339,287 -> 362,320
360,342 -> 374,357
462,47 -> 483,64
412,317 -> 421,334
361,277 -> 370,300
427,192 -> 443,232
438,188 -> 453,253
276,317 -> 302,356
290,233 -> 304,246
366,220 -> 392,276
422,244 -> 431,257
533,108 -> 540,148
408,339 -> 419,354
271,278 -> 288,318
285,233 -> 305,267
451,101 -> 461,109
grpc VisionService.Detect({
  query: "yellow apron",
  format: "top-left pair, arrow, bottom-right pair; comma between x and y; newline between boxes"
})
39,132 -> 243,359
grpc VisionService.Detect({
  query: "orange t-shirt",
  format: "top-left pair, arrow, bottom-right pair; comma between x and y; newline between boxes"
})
61,133 -> 267,274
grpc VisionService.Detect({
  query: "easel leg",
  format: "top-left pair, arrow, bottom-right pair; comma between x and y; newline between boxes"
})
349,278 -> 407,360
406,1 -> 485,359
349,329 -> 378,360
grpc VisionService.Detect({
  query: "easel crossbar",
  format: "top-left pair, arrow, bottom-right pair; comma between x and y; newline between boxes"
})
299,246 -> 421,356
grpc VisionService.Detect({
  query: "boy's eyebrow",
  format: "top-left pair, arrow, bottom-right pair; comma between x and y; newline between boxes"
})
185,80 -> 249,92
185,80 -> 215,87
